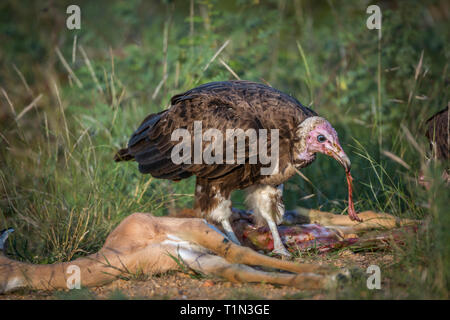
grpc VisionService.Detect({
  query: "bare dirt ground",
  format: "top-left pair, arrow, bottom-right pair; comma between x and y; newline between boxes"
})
1,249 -> 394,300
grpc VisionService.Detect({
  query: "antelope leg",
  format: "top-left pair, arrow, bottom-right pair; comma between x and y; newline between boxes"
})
174,246 -> 328,290
291,208 -> 418,232
175,219 -> 331,275
245,184 -> 290,257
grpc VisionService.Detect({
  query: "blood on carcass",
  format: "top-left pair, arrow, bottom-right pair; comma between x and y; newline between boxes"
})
243,224 -> 359,253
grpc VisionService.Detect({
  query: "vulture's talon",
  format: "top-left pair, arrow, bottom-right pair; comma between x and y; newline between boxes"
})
272,247 -> 292,258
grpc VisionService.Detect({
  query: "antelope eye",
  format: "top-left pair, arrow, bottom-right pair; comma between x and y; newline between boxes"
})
317,135 -> 326,143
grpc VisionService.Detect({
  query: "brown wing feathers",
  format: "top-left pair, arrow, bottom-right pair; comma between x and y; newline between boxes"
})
114,80 -> 317,184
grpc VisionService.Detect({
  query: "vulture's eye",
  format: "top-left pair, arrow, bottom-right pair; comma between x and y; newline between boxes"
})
317,135 -> 326,143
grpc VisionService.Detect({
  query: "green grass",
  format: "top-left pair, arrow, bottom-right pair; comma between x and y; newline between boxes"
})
0,0 -> 448,299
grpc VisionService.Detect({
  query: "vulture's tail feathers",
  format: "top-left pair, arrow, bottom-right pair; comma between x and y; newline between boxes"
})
114,148 -> 134,162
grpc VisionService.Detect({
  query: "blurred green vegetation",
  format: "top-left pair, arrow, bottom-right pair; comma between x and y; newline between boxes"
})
0,0 -> 448,298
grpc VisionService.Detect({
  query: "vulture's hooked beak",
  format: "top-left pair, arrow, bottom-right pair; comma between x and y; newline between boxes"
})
330,146 -> 351,172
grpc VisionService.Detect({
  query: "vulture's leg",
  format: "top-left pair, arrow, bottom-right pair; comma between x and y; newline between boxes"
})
220,218 -> 241,245
194,178 -> 241,245
245,184 -> 290,257
208,193 -> 241,245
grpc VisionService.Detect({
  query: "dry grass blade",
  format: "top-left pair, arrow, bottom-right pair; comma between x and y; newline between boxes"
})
400,124 -> 426,157
12,64 -> 33,97
109,47 -> 115,78
382,150 -> 411,170
53,82 -> 71,145
219,58 -> 240,80
293,167 -> 312,184
152,74 -> 168,100
203,39 -> 230,72
111,88 -> 126,125
0,131 -> 10,146
389,99 -> 404,104
72,35 -> 77,63
415,50 -> 424,81
55,47 -> 83,88
79,45 -> 103,94
110,73 -> 117,107
163,20 -> 170,77
296,40 -> 313,104
408,50 -> 424,105
260,78 -> 272,87
15,94 -> 43,121
293,167 -> 329,201
189,0 -> 194,45
1,87 -> 16,116
175,61 -> 180,88
299,194 -> 315,201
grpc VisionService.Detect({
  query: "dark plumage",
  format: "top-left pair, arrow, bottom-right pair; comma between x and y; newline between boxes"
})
115,80 -> 316,205
116,80 -> 353,256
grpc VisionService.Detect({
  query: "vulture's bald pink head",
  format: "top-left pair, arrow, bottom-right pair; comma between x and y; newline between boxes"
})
296,117 -> 351,172
295,116 -> 361,222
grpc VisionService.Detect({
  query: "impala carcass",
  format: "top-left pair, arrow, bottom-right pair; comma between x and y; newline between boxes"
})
0,208 -> 416,294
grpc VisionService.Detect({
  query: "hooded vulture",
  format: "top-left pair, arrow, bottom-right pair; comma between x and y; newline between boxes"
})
115,80 -> 356,256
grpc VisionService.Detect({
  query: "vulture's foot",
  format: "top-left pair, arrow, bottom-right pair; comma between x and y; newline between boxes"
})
221,219 -> 241,245
272,246 -> 292,258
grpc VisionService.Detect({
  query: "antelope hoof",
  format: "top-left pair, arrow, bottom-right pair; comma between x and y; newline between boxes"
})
326,268 -> 352,288
0,228 -> 14,251
326,267 -> 364,288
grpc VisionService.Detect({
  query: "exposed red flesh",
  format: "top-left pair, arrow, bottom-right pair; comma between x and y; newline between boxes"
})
243,224 -> 358,253
346,170 -> 362,222
242,223 -> 416,253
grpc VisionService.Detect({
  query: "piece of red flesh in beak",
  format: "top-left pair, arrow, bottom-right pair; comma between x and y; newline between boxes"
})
330,147 -> 362,222
346,170 -> 362,222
